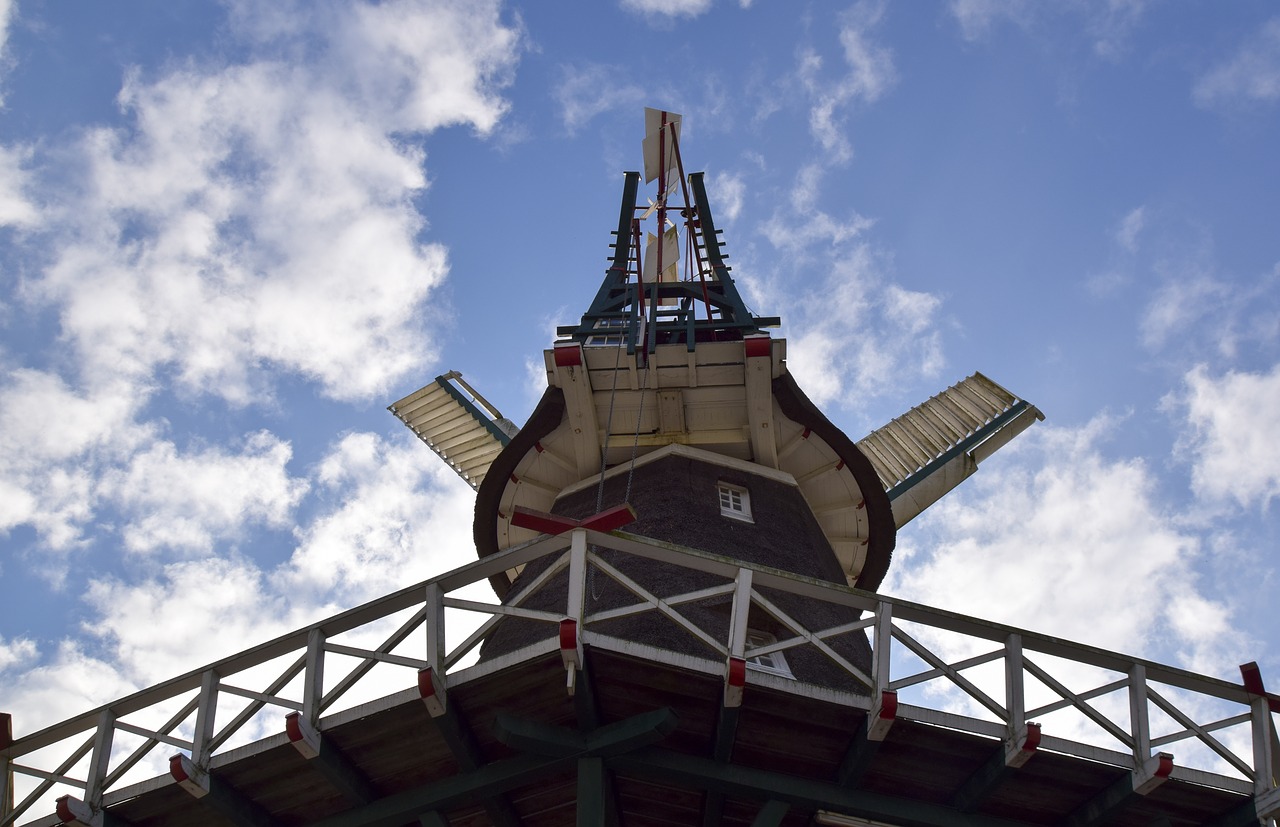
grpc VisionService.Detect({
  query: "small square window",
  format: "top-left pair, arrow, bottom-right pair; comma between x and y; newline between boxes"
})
718,483 -> 752,522
745,630 -> 793,678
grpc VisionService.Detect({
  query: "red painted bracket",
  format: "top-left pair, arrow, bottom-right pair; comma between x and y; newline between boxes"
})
559,618 -> 580,669
510,504 -> 637,536
744,334 -> 771,359
1133,751 -> 1175,795
724,656 -> 746,708
1241,661 -> 1280,713
1006,722 -> 1041,768
55,796 -> 98,827
169,754 -> 210,799
418,668 -> 447,717
284,711 -> 321,759
553,344 -> 583,367
868,690 -> 897,741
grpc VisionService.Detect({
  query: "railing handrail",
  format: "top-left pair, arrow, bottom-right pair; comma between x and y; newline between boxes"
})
2,526 -> 1276,827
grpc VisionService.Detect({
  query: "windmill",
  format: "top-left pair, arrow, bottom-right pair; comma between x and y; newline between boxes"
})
390,107 -> 1044,596
5,109 -> 1275,827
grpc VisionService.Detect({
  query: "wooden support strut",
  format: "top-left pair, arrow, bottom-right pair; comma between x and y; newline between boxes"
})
1061,752 -> 1174,827
284,712 -> 376,806
169,753 -> 281,827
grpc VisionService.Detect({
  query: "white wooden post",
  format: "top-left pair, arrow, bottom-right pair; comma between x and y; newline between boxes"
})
1129,663 -> 1150,764
727,568 -> 752,660
83,709 -> 116,807
424,581 -> 445,677
562,529 -> 588,694
304,629 -> 325,726
1253,696 -> 1277,796
1005,634 -> 1025,738
191,669 -> 219,767
871,602 -> 892,696
566,529 -> 587,626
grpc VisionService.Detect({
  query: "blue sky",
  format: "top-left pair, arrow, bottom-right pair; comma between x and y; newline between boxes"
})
0,0 -> 1278,742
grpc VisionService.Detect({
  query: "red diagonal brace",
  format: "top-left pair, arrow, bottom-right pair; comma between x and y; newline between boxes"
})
581,504 -> 638,532
510,504 -> 637,536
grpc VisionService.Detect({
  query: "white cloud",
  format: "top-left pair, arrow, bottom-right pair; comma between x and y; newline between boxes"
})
85,555 -> 288,686
1115,205 -> 1145,253
46,431 -> 474,704
33,61 -> 449,405
777,244 -> 943,409
1140,259 -> 1280,360
0,634 -> 36,673
16,0 -> 521,408
1085,0 -> 1150,60
619,0 -> 714,18
949,0 -> 1149,58
886,418 -> 1242,678
0,641 -> 137,737
0,0 -> 524,557
706,170 -> 745,223
0,370 -> 152,552
283,431 -> 477,604
797,1 -> 896,162
0,144 -> 37,227
98,432 -> 308,554
553,63 -> 648,133
1173,364 -> 1280,510
1194,18 -> 1280,108
948,0 -> 1030,41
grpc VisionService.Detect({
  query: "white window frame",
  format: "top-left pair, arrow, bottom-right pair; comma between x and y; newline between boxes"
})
717,482 -> 752,522
745,629 -> 793,678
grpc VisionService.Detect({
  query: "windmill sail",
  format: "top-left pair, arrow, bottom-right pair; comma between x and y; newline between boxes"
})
857,372 -> 1043,528
388,371 -> 518,490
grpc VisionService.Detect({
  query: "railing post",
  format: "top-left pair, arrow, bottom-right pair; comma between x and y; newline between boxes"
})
1253,696 -> 1277,795
1005,633 -> 1025,737
727,568 -> 752,660
191,669 -> 220,767
566,529 -> 587,626
424,581 -> 445,677
871,602 -> 892,696
83,709 -> 116,807
304,628 -> 325,726
561,529 -> 588,694
420,581 -> 448,716
1129,663 -> 1150,763
1,712 -> 13,822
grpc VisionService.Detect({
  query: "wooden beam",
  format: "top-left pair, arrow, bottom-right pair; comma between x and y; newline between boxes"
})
310,753 -> 572,827
610,746 -> 1034,827
750,799 -> 790,827
168,754 -> 281,827
494,707 -> 678,759
1060,753 -> 1174,827
577,757 -> 606,827
285,713 -> 377,806
701,701 -> 741,827
417,812 -> 450,827
950,723 -> 1041,812
426,705 -> 523,827
836,692 -> 896,788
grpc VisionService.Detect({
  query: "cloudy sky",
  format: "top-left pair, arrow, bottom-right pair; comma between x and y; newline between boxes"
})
1,0 -> 1278,756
